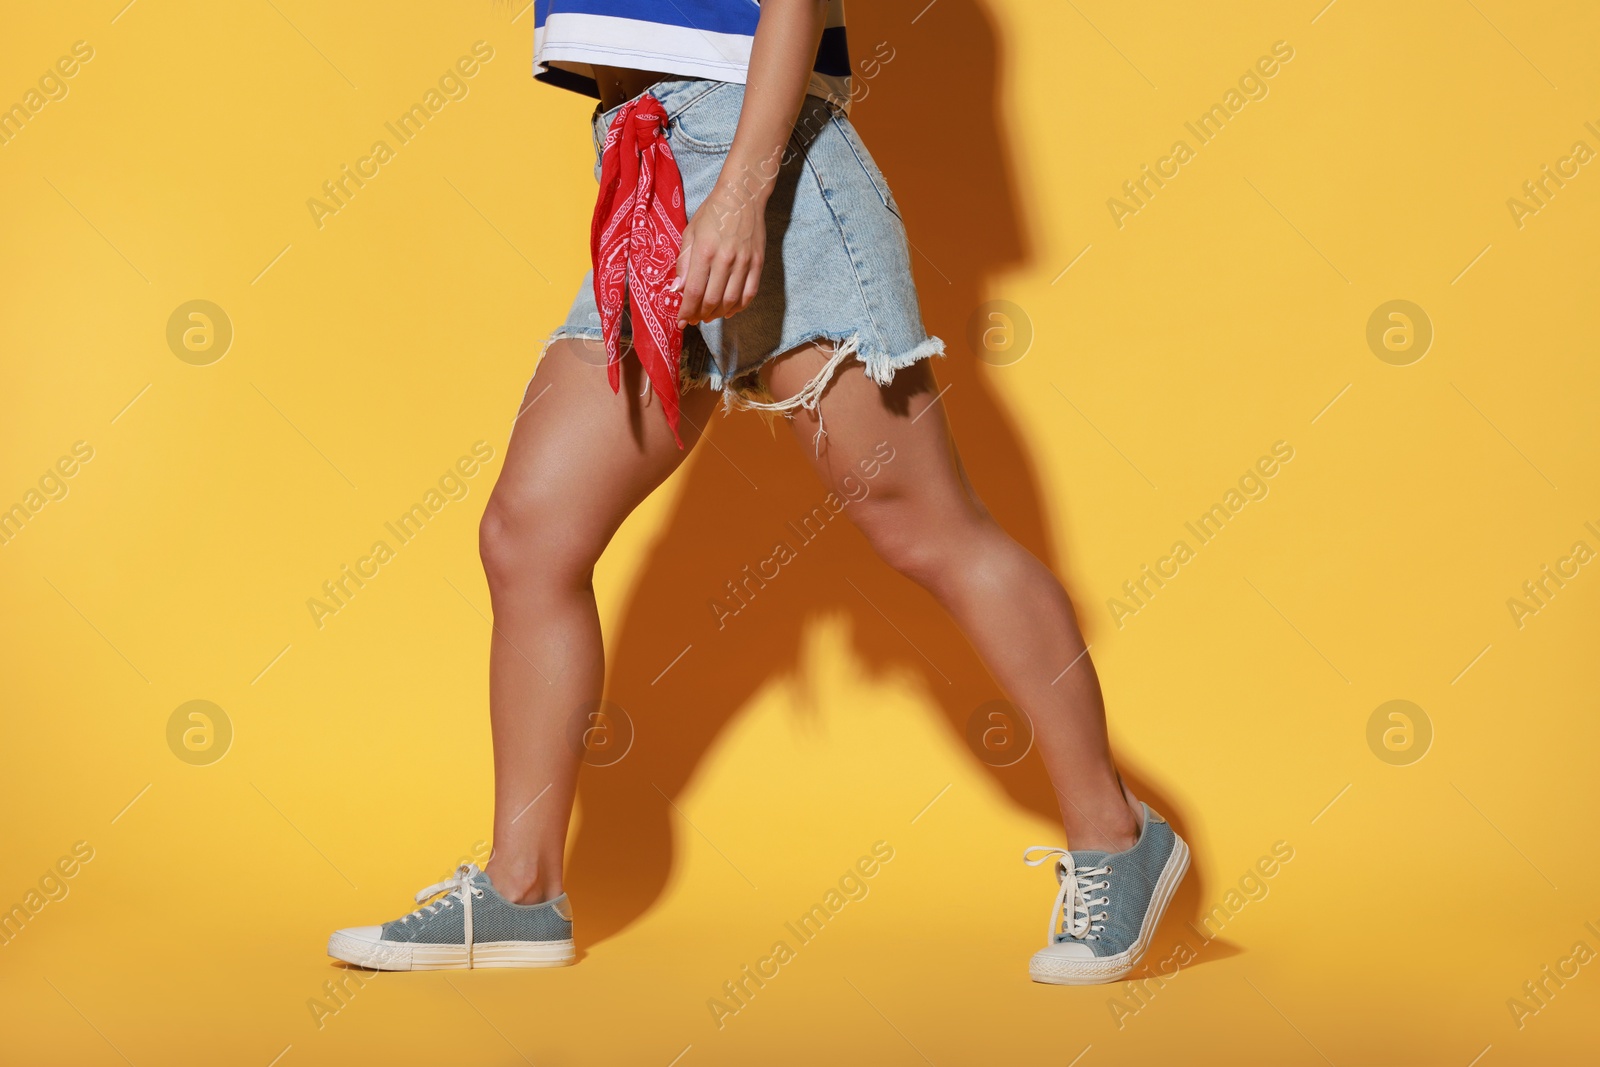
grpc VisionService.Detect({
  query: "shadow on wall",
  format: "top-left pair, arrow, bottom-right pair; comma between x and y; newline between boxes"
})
563,0 -> 1204,955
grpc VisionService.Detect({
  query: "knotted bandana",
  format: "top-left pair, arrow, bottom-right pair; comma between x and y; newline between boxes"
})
590,95 -> 688,447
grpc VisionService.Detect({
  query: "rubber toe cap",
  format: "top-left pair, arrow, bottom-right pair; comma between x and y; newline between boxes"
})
1033,940 -> 1098,962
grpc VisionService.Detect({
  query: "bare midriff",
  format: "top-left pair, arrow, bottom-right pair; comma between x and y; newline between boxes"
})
592,65 -> 678,111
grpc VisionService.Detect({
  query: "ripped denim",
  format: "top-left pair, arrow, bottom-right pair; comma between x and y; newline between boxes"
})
546,76 -> 944,450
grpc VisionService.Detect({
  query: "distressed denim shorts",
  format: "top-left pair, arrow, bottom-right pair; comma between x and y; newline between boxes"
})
548,77 -> 945,420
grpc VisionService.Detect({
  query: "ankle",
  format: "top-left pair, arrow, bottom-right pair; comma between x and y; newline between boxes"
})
1063,793 -> 1142,854
484,859 -> 563,905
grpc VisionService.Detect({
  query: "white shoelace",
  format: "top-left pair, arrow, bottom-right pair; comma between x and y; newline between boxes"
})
400,863 -> 486,967
1022,846 -> 1111,943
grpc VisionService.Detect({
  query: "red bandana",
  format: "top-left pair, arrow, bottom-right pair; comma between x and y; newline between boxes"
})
590,95 -> 689,447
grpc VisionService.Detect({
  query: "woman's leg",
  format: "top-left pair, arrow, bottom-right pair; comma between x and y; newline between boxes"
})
478,338 -> 718,903
765,347 -> 1142,853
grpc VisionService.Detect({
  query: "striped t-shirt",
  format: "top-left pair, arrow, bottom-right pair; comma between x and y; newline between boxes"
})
533,0 -> 852,110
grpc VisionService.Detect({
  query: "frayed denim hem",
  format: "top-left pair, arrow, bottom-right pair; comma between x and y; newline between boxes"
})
717,333 -> 948,455
541,326 -> 602,358
542,328 -> 947,454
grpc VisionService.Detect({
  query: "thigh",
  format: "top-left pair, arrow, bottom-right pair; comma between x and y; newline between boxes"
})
762,346 -> 978,524
490,337 -> 720,556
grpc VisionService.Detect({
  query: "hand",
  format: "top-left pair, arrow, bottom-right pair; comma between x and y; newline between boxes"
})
673,183 -> 765,328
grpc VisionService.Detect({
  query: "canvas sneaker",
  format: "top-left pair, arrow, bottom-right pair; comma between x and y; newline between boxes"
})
327,863 -> 575,970
1022,802 -> 1188,985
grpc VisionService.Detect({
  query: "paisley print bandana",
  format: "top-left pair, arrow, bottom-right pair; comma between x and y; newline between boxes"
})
590,94 -> 689,447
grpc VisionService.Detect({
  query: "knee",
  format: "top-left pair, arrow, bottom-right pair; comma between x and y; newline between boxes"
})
853,499 -> 975,591
479,486 -> 595,594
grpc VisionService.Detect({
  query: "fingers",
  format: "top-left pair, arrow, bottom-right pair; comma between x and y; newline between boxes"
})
699,252 -> 733,324
676,253 -> 714,326
673,214 -> 764,325
680,248 -> 759,325
675,240 -> 722,327
671,239 -> 696,322
718,262 -> 747,319
722,216 -> 764,319
735,251 -> 763,316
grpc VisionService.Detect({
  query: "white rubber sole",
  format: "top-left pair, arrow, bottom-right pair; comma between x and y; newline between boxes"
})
327,930 -> 576,971
1028,833 -> 1190,986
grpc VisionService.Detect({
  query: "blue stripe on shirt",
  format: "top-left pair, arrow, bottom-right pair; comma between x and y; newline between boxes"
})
536,0 -> 760,36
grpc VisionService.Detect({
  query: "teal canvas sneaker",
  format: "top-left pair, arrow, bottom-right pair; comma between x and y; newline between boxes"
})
1022,803 -> 1189,985
328,863 -> 575,970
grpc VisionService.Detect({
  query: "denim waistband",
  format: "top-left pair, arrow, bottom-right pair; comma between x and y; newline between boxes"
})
590,78 -> 727,135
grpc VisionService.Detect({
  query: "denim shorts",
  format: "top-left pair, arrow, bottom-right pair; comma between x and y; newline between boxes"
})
548,78 -> 945,420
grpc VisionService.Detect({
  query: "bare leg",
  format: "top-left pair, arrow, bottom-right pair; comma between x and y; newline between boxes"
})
479,338 -> 718,903
764,347 -> 1142,852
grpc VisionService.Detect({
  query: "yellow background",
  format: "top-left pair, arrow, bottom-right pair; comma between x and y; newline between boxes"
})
3,0 -> 1598,1063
